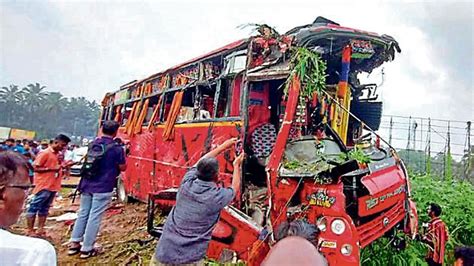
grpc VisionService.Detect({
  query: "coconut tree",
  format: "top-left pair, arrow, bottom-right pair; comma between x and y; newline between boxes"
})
39,92 -> 68,136
23,83 -> 48,110
0,84 -> 22,125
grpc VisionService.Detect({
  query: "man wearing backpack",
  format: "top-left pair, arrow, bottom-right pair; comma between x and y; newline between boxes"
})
68,120 -> 126,258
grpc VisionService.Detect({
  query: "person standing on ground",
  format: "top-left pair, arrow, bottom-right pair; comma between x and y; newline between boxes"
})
0,151 -> 57,265
2,138 -> 24,154
68,120 -> 126,259
30,141 -> 40,156
153,138 -> 243,266
25,134 -> 71,237
15,140 -> 25,154
422,203 -> 449,266
38,139 -> 49,153
22,151 -> 35,184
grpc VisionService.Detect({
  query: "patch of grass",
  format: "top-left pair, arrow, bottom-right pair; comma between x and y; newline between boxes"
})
361,174 -> 474,265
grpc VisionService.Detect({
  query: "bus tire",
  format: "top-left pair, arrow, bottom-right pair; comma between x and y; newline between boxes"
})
117,176 -> 129,204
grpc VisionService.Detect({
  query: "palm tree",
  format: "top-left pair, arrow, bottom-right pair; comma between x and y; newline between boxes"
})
41,92 -> 69,134
1,82 -> 101,140
23,83 -> 48,109
0,85 -> 22,124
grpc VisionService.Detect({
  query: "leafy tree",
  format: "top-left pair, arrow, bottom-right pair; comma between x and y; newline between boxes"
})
0,83 -> 100,141
0,85 -> 23,125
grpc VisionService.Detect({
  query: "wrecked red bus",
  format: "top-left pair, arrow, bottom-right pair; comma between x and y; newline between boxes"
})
100,16 -> 418,266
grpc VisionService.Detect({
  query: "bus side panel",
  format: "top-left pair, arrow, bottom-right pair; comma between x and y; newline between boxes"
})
136,130 -> 156,201
119,121 -> 241,202
119,128 -> 155,202
153,122 -> 241,193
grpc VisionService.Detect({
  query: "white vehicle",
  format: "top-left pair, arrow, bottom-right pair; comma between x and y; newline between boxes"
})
70,146 -> 88,176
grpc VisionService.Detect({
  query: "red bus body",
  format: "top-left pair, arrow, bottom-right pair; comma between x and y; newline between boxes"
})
101,17 -> 418,265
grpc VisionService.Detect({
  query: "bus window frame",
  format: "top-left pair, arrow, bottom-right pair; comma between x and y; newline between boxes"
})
110,76 -> 245,128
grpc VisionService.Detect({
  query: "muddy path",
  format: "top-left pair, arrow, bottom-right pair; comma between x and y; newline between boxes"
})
12,190 -> 157,265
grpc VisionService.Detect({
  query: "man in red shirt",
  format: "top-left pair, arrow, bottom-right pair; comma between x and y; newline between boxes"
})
422,203 -> 449,266
25,134 -> 71,237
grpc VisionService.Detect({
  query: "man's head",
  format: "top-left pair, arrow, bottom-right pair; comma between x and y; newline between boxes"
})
40,139 -> 49,149
23,141 -> 31,150
5,139 -> 14,147
197,157 -> 219,182
454,246 -> 474,266
50,134 -> 71,152
275,220 -> 319,244
428,203 -> 442,218
262,236 -> 327,266
15,140 -> 22,146
0,151 -> 31,228
102,120 -> 120,137
29,141 -> 37,149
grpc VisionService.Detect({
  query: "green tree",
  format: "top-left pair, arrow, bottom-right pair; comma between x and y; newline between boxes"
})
0,85 -> 22,125
0,83 -> 100,141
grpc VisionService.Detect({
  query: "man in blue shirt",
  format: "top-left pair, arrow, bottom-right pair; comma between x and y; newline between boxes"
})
2,138 -> 25,154
14,139 -> 26,154
153,138 -> 243,265
68,120 -> 126,258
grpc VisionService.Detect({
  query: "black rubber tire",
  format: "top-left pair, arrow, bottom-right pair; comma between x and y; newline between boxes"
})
350,101 -> 383,130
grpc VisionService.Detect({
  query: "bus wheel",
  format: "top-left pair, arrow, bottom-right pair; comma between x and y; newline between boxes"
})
117,176 -> 129,204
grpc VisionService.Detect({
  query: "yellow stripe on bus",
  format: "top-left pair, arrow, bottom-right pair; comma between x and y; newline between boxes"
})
119,120 -> 242,130
157,121 -> 242,128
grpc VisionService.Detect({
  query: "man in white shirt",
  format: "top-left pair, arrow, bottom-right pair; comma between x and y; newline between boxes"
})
0,151 -> 57,265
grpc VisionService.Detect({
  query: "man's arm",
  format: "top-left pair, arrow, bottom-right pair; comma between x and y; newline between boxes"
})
231,153 -> 244,194
193,137 -> 238,167
33,153 -> 60,173
117,145 -> 127,172
215,153 -> 244,209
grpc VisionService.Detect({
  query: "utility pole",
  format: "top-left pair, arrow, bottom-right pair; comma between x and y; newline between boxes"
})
407,116 -> 412,166
445,121 -> 451,180
465,121 -> 472,181
426,118 -> 432,175
413,121 -> 418,150
421,118 -> 424,172
389,117 -> 393,145
413,121 -> 418,171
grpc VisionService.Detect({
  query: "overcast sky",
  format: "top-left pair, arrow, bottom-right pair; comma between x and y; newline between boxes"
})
1,0 -> 472,122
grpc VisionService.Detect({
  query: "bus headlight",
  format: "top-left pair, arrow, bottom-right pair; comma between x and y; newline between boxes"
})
316,217 -> 327,232
331,219 -> 346,235
341,244 -> 353,256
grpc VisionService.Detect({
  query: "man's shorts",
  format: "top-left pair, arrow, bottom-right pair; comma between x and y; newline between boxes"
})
26,190 -> 56,217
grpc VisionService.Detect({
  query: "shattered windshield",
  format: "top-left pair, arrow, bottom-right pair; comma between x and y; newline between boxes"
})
281,137 -> 345,177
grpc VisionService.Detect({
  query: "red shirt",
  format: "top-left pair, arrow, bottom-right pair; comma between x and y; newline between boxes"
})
33,147 -> 63,194
426,217 -> 449,264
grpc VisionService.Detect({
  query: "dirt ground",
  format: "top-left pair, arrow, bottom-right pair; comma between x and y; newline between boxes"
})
11,184 -> 158,265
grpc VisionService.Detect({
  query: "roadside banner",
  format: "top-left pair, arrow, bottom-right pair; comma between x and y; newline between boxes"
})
10,128 -> 36,140
0,127 -> 11,140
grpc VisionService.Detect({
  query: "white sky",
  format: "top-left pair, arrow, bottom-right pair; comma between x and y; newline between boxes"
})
0,0 -> 473,122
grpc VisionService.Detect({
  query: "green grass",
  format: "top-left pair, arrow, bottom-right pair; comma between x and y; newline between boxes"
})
361,174 -> 474,265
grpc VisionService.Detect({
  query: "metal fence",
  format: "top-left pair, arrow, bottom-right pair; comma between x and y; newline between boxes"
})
377,115 -> 472,181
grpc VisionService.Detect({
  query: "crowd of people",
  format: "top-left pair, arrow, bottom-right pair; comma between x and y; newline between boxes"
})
0,138 -> 50,156
0,120 -> 473,265
0,121 -> 127,265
